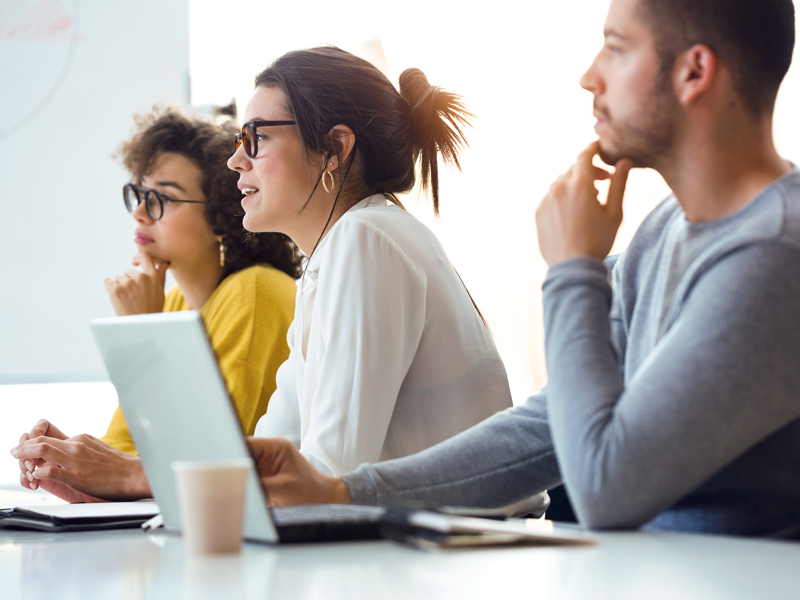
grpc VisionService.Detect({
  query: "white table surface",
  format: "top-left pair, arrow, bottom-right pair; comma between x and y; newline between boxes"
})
1,499 -> 799,600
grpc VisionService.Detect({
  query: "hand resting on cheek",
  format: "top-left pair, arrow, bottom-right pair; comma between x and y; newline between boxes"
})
104,251 -> 169,316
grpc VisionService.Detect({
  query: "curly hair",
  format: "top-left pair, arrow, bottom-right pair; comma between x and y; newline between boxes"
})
117,105 -> 302,279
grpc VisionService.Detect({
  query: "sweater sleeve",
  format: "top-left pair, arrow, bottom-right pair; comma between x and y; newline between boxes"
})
542,244 -> 800,529
343,391 -> 561,506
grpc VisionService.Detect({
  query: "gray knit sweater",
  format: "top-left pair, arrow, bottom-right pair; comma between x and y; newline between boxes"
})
343,167 -> 800,538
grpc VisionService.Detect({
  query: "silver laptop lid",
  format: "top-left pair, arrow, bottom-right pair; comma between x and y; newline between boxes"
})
90,311 -> 278,543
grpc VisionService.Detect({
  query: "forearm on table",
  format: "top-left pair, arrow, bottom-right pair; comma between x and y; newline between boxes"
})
342,394 -> 561,507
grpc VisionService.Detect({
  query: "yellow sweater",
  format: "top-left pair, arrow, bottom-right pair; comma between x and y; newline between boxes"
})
101,264 -> 297,455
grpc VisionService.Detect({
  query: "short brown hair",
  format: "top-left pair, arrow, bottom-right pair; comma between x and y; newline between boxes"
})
118,105 -> 302,279
637,0 -> 795,115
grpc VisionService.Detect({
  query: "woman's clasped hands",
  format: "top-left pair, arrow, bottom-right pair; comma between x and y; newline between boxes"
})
10,419 -> 150,503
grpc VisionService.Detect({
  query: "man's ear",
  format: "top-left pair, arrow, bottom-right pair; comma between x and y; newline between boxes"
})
673,44 -> 718,107
325,125 -> 356,171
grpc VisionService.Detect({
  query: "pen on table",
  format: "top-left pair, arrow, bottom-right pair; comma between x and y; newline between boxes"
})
142,514 -> 164,531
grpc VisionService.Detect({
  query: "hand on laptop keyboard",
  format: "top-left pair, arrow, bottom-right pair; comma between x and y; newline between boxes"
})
246,437 -> 352,507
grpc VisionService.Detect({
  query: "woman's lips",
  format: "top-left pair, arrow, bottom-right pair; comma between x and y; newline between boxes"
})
135,233 -> 155,244
241,189 -> 259,208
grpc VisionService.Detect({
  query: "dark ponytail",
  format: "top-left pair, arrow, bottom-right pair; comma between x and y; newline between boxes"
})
254,47 -> 472,215
399,68 -> 471,214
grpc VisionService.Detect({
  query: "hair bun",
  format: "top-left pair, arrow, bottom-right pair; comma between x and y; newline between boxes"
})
399,68 -> 439,148
398,68 -> 472,214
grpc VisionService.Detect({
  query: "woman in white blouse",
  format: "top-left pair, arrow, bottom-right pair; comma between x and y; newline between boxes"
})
228,47 -> 512,476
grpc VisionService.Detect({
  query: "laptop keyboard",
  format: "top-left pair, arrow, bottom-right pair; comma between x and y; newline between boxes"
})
271,504 -> 385,526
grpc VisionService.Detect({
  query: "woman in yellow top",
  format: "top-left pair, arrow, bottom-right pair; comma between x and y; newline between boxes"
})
15,107 -> 300,501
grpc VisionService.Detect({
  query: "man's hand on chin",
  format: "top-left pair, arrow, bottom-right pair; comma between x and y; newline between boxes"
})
535,141 -> 633,266
246,437 -> 352,506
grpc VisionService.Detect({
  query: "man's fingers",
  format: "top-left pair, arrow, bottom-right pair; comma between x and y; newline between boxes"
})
592,166 -> 612,181
606,159 -> 633,218
576,141 -> 601,173
578,140 -> 600,160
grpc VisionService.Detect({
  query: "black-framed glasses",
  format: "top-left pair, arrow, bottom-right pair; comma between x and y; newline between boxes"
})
123,183 -> 206,221
234,119 -> 296,158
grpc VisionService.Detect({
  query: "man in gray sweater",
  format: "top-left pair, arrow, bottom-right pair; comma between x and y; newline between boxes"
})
245,0 -> 800,538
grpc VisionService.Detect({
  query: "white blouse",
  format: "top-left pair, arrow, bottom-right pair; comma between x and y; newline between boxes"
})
254,195 -> 512,475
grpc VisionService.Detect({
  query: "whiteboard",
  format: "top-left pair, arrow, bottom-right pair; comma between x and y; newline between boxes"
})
0,0 -> 189,382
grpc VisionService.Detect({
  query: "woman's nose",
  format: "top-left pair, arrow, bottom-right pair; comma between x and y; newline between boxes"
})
227,144 -> 250,172
132,199 -> 153,223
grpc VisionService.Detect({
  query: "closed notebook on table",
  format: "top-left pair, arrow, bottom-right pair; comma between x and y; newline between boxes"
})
0,501 -> 159,533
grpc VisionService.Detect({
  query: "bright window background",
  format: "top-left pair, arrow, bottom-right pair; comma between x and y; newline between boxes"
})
190,0 -> 800,403
0,384 -> 117,488
3,1 -> 800,488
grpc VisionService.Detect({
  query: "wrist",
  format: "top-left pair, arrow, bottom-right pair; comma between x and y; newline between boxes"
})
327,476 -> 352,504
549,249 -> 605,267
126,457 -> 151,499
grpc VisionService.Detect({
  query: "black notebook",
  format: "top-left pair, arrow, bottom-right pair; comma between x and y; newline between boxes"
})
0,501 -> 159,532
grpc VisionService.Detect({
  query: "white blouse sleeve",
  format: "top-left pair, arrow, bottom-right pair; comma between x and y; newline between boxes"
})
300,218 -> 426,475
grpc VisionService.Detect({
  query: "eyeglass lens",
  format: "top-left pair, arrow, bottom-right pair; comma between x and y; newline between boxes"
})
234,121 -> 295,158
235,124 -> 256,158
123,185 -> 164,220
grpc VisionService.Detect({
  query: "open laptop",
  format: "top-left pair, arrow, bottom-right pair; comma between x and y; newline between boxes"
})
90,311 -> 384,544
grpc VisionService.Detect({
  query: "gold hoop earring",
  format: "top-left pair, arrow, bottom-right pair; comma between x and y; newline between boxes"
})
219,242 -> 226,268
322,169 -> 335,193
